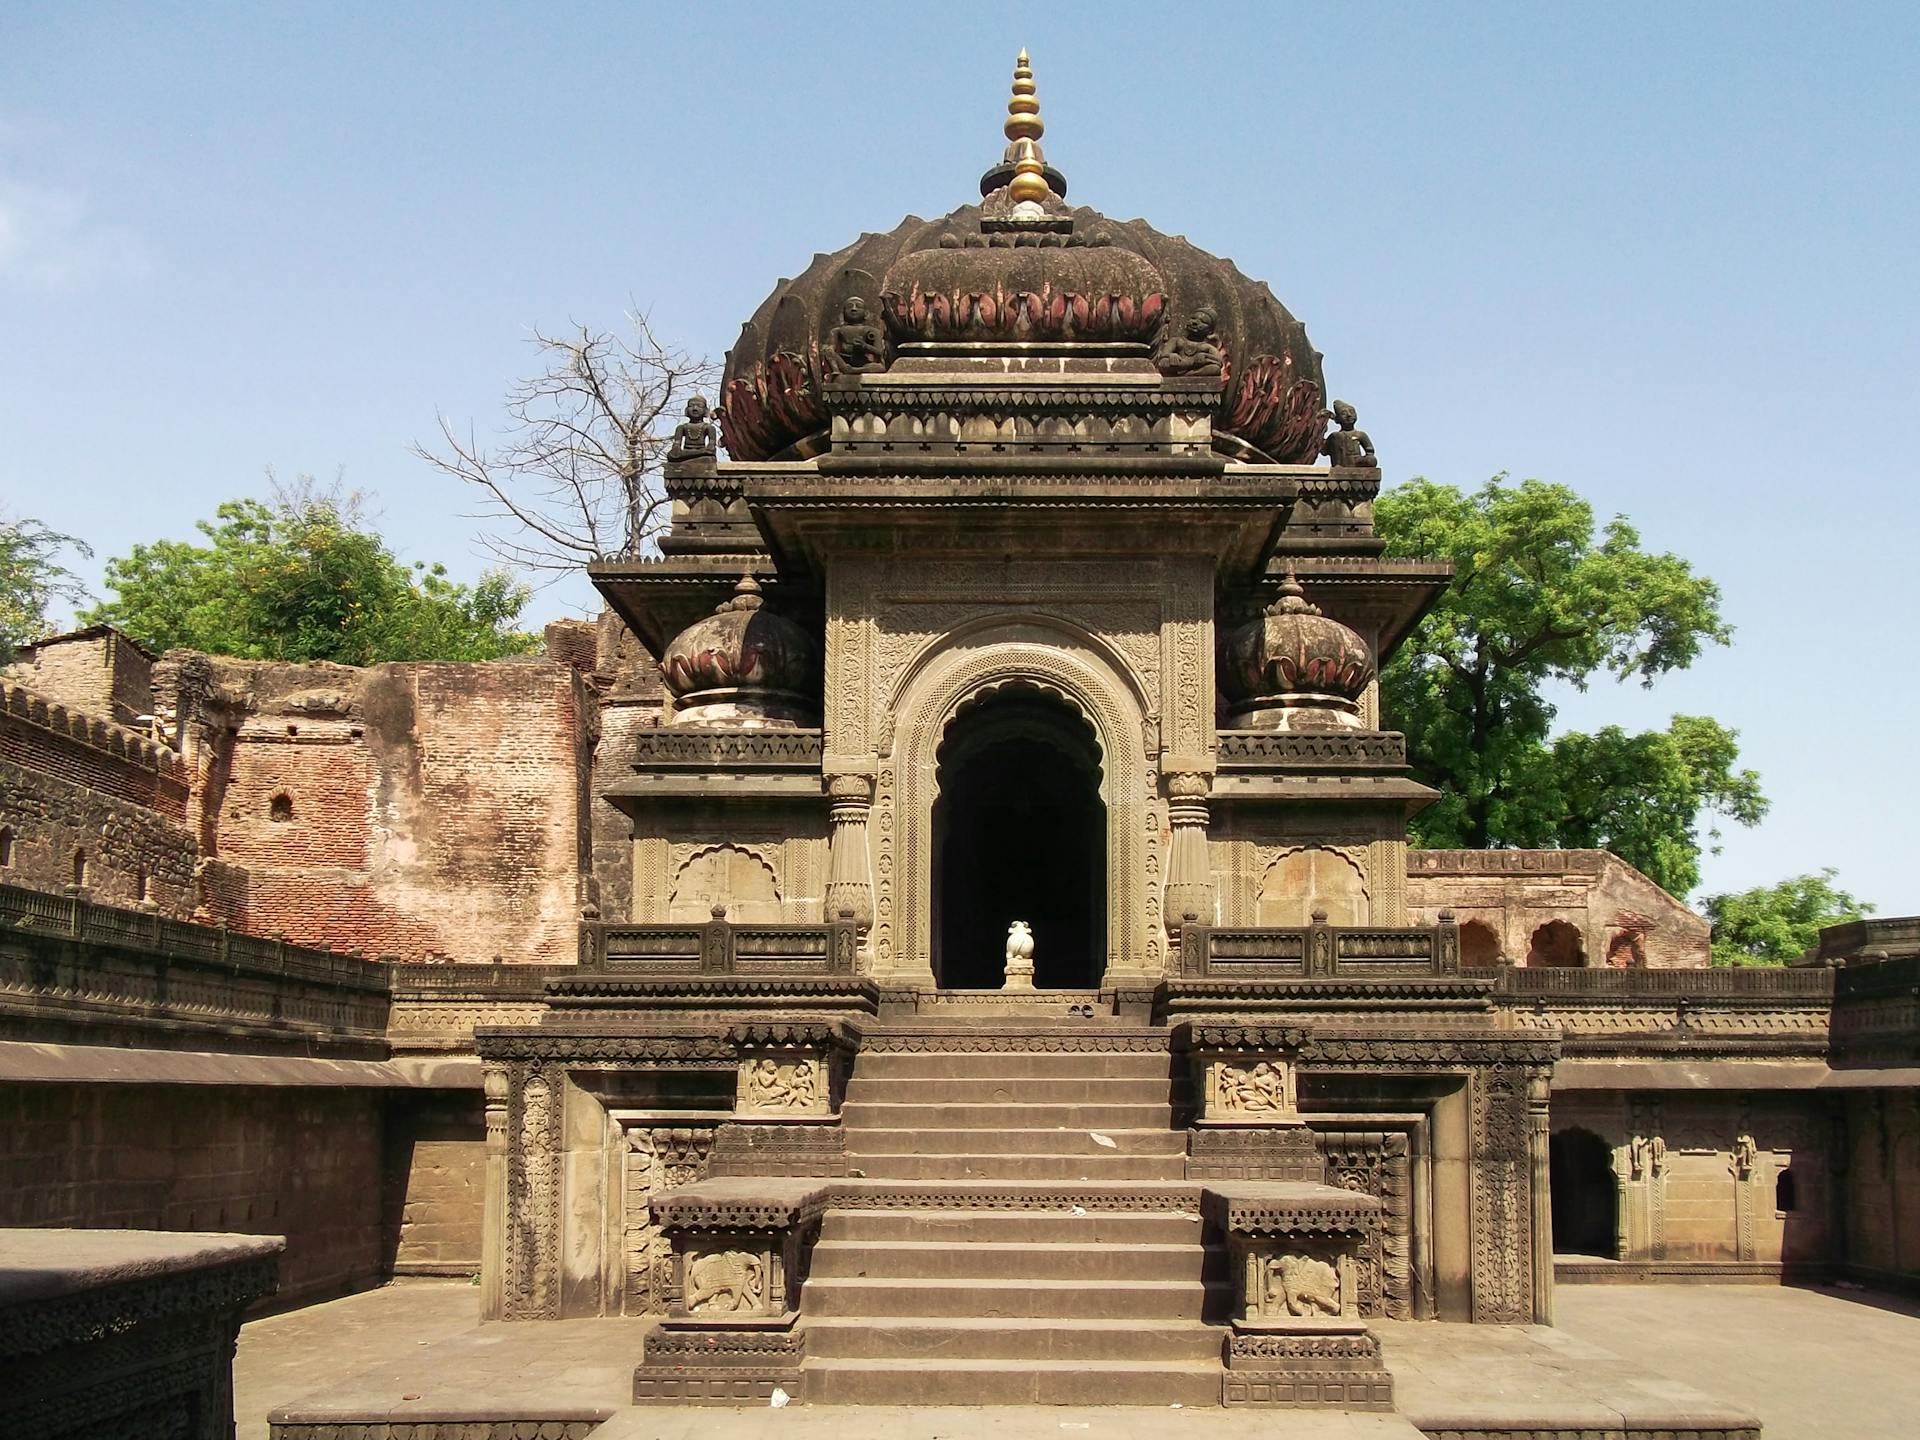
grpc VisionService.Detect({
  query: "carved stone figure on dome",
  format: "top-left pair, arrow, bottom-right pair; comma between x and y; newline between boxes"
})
1320,399 -> 1378,468
824,296 -> 888,376
1154,305 -> 1225,377
665,394 -> 717,463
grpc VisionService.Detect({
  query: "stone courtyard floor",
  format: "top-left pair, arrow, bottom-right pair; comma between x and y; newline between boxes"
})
235,1278 -> 1920,1439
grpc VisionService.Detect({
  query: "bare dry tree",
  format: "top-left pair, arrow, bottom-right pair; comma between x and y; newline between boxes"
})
413,313 -> 720,575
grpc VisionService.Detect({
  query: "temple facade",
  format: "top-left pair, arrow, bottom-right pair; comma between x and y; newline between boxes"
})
2,53 -> 1917,1423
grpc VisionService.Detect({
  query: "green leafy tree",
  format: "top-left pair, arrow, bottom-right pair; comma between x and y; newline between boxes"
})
0,510 -> 91,663
1376,475 -> 1766,895
1702,870 -> 1873,967
83,484 -> 538,665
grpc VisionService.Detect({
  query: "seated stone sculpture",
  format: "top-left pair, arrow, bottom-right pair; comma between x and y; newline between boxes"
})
1320,399 -> 1378,468
666,393 -> 718,463
1154,305 -> 1225,377
824,296 -> 888,376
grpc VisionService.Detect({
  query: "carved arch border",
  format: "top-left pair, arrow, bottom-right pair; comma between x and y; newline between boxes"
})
882,634 -> 1153,984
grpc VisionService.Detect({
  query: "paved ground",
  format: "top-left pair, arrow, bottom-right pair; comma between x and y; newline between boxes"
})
235,1279 -> 1920,1439
1556,1283 -> 1920,1440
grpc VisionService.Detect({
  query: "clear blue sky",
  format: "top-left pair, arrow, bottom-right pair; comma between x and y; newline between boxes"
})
2,2 -> 1915,912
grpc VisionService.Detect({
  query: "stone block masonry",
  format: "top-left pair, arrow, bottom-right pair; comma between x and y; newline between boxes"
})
0,1082 -> 386,1306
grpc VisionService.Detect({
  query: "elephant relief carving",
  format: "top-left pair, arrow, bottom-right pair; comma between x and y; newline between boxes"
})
685,1249 -> 767,1314
1264,1254 -> 1342,1317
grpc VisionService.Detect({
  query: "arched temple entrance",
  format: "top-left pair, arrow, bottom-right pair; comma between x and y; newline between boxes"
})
931,685 -> 1105,989
1550,1127 -> 1618,1257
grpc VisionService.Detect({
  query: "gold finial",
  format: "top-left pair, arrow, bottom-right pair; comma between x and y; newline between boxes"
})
1004,49 -> 1054,205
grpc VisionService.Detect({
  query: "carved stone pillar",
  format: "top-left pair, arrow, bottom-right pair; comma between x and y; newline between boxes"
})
479,1063 -> 510,1319
1163,769 -> 1214,938
1527,1069 -> 1554,1325
823,770 -> 875,934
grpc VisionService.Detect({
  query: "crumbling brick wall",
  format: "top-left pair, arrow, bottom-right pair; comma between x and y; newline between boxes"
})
6,626 -> 155,726
206,656 -> 592,963
1407,849 -> 1709,968
0,680 -> 198,914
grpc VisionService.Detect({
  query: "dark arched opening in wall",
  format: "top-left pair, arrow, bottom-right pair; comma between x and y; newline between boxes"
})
1550,1127 -> 1618,1257
1528,919 -> 1585,968
932,686 -> 1105,990
1459,919 -> 1502,968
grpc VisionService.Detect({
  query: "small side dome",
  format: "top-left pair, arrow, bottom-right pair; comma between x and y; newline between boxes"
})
660,576 -> 818,728
1219,570 -> 1376,730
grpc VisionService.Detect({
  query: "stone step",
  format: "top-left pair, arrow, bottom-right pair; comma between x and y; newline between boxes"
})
809,1238 -> 1216,1282
801,1276 -> 1224,1320
843,1126 -> 1186,1157
828,1177 -> 1205,1211
803,1314 -> 1225,1363
842,1100 -> 1175,1129
843,1076 -> 1178,1105
850,1050 -> 1174,1080
802,1356 -> 1224,1406
844,1152 -> 1191,1182
820,1208 -> 1202,1245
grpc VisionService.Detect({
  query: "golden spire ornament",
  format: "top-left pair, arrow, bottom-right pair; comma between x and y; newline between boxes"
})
1003,49 -> 1055,207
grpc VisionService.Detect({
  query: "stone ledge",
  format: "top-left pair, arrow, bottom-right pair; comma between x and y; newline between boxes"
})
650,1178 -> 830,1233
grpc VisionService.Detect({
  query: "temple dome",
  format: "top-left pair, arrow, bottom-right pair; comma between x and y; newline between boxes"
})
1218,571 -> 1376,730
719,56 -> 1326,466
720,204 -> 1327,465
659,576 -> 817,728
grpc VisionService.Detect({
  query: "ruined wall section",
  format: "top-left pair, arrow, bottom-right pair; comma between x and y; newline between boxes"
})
7,626 -> 156,726
206,656 -> 593,963
1407,849 -> 1709,969
0,679 -> 198,913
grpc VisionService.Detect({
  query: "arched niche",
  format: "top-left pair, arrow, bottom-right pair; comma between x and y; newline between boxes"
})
668,844 -> 781,923
1527,919 -> 1586,968
1550,1127 -> 1618,1257
882,629 -> 1152,986
1459,918 -> 1503,969
1256,846 -> 1367,927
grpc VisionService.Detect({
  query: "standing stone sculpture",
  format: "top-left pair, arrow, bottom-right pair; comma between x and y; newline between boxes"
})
824,296 -> 888,376
1320,399 -> 1378,468
1004,919 -> 1035,990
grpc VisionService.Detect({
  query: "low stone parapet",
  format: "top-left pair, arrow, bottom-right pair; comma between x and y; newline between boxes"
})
0,1228 -> 282,1439
1201,1182 -> 1393,1410
633,1178 -> 828,1404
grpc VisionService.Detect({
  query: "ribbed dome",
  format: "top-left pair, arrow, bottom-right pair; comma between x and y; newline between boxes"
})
718,202 -> 1328,465
659,576 -> 817,728
1219,572 -> 1376,730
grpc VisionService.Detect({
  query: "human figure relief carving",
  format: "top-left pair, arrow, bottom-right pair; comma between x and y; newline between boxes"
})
1217,1060 -> 1294,1114
685,1249 -> 767,1314
1264,1254 -> 1342,1318
745,1057 -> 821,1111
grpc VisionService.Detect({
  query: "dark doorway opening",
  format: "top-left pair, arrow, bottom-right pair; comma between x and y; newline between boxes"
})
932,686 -> 1105,989
1550,1127 -> 1618,1256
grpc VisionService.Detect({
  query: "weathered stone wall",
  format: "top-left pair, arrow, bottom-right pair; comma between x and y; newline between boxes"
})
206,657 -> 592,963
1408,849 -> 1709,968
383,1091 -> 486,1276
1839,1090 -> 1920,1290
1549,1090 -> 1836,1268
0,1081 -> 387,1305
7,626 -> 154,725
0,680 -> 198,914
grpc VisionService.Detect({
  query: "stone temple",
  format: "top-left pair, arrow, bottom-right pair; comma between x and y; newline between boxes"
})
2,52 -> 1918,1438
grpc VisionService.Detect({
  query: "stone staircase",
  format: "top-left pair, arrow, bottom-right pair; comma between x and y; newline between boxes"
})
799,1025 -> 1226,1404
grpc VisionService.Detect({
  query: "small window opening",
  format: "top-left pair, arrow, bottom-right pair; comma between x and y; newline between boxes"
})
136,869 -> 150,903
0,827 -> 13,867
72,848 -> 88,887
1775,1167 -> 1797,1213
269,793 -> 294,823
